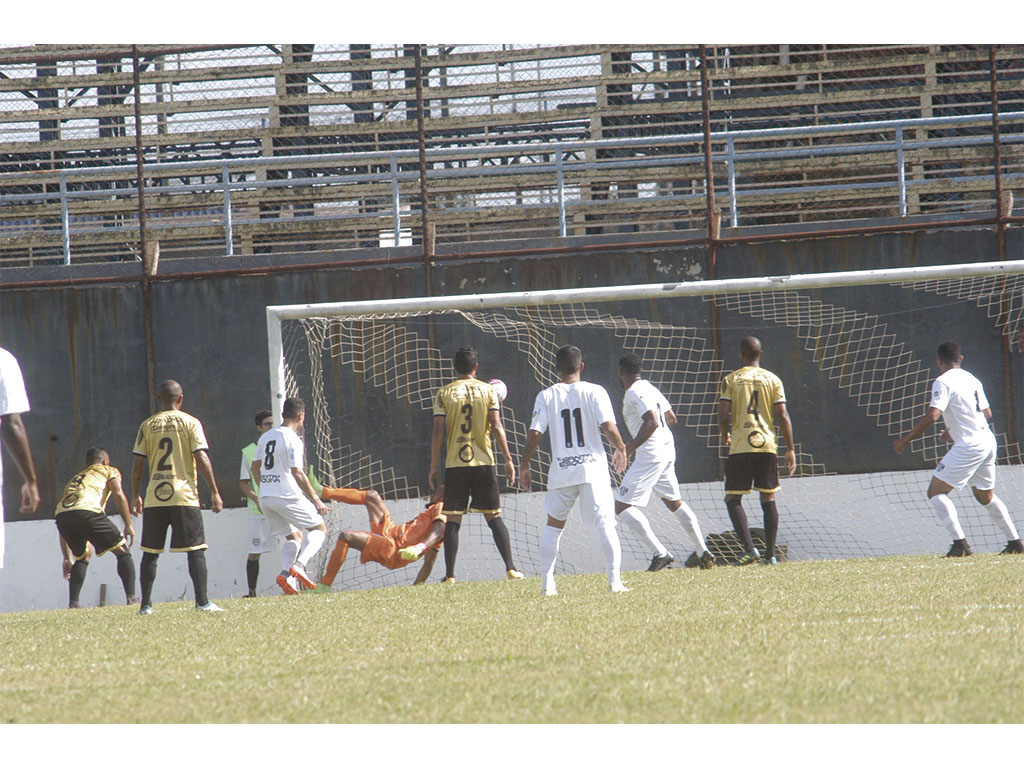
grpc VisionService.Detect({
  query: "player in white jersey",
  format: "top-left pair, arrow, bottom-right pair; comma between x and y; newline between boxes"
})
251,397 -> 330,593
519,345 -> 629,595
0,346 -> 40,568
894,341 -> 1023,556
614,354 -> 715,571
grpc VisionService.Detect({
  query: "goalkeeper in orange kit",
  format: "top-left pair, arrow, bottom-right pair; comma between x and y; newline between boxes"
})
317,485 -> 446,589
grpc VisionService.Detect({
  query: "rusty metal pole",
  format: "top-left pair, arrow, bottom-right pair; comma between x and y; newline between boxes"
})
699,47 -> 722,357
414,45 -> 434,299
699,45 -> 726,477
989,45 -> 1016,449
133,46 -> 156,412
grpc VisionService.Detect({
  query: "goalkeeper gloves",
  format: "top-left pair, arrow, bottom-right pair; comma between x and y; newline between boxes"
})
399,543 -> 427,562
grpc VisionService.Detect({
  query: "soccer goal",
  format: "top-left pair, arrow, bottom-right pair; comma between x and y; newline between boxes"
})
267,259 -> 1024,589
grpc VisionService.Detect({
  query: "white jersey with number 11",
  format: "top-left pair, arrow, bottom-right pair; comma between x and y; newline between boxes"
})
529,381 -> 616,489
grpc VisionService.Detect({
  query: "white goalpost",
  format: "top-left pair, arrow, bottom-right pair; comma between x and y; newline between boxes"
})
267,259 -> 1024,590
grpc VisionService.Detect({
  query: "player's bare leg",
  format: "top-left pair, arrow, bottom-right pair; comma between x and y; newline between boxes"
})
318,529 -> 370,588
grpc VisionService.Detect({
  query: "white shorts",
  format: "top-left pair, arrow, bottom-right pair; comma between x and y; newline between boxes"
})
544,480 -> 615,530
258,496 -> 320,540
247,514 -> 275,555
615,457 -> 681,507
934,440 -> 997,492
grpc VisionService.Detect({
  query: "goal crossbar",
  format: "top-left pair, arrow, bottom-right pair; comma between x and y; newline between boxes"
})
266,259 -> 1024,408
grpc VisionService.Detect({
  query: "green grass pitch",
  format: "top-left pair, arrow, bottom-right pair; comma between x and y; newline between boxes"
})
2,553 -> 1022,724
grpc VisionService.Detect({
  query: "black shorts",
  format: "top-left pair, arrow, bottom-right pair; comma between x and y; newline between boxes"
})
443,465 -> 501,513
55,510 -> 126,559
725,452 -> 780,494
141,505 -> 207,553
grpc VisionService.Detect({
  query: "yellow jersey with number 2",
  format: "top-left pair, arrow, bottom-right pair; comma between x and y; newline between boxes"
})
133,409 -> 210,507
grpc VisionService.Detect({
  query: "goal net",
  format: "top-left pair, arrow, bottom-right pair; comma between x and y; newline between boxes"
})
267,260 -> 1024,590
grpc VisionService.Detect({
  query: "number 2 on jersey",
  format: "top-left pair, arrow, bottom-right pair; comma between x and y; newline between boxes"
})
156,437 -> 174,471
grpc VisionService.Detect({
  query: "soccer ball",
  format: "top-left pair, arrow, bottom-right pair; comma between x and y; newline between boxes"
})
488,378 -> 508,402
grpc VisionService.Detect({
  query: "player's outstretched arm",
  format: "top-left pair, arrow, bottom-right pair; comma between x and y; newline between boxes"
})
488,409 -> 516,487
717,399 -> 732,446
775,402 -> 797,476
292,467 -> 328,516
600,421 -> 627,474
130,454 -> 146,516
428,414 -> 445,490
108,475 -> 136,546
894,406 -> 942,454
626,410 -> 660,457
194,449 -> 223,513
1,413 -> 39,515
518,429 -> 543,491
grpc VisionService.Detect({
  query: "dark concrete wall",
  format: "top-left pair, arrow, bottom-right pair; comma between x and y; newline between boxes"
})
2,226 -> 1021,520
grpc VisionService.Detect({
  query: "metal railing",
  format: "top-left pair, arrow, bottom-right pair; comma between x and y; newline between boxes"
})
0,109 -> 1019,265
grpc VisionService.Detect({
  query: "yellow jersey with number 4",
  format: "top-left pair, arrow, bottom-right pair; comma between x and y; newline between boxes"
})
719,365 -> 786,455
133,409 -> 209,507
433,378 -> 500,468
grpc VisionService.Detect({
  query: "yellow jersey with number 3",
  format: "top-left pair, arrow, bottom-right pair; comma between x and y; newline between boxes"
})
719,365 -> 786,455
433,378 -> 500,468
133,409 -> 210,507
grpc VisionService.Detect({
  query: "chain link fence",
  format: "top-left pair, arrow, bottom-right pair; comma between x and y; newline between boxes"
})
0,44 -> 1019,266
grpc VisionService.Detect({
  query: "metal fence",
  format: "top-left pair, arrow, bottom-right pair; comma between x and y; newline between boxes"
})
0,44 -> 1020,267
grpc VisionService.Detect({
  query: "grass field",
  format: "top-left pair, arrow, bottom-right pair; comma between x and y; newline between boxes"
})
2,553 -> 1023,725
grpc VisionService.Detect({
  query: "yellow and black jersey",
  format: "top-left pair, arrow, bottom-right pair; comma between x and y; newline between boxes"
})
433,378 -> 500,468
719,365 -> 786,454
133,409 -> 210,507
55,463 -> 119,516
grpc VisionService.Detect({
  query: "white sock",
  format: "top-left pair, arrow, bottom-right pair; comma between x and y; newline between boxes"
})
930,494 -> 965,540
297,529 -> 327,567
983,496 -> 1020,540
595,521 -> 623,588
672,501 -> 710,554
540,525 -> 563,593
281,538 -> 300,572
618,506 -> 668,557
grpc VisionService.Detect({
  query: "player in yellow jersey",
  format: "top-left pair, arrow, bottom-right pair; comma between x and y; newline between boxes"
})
131,380 -> 224,613
718,337 -> 796,566
55,447 -> 139,608
429,347 -> 523,582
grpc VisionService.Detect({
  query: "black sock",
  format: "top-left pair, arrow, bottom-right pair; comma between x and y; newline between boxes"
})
68,560 -> 88,604
487,516 -> 515,570
246,558 -> 260,593
760,500 -> 779,559
443,521 -> 461,579
116,551 -> 137,601
187,550 -> 209,606
140,552 -> 159,607
726,497 -> 754,551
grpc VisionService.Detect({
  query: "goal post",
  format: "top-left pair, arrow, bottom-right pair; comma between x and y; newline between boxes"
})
266,259 -> 1024,589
